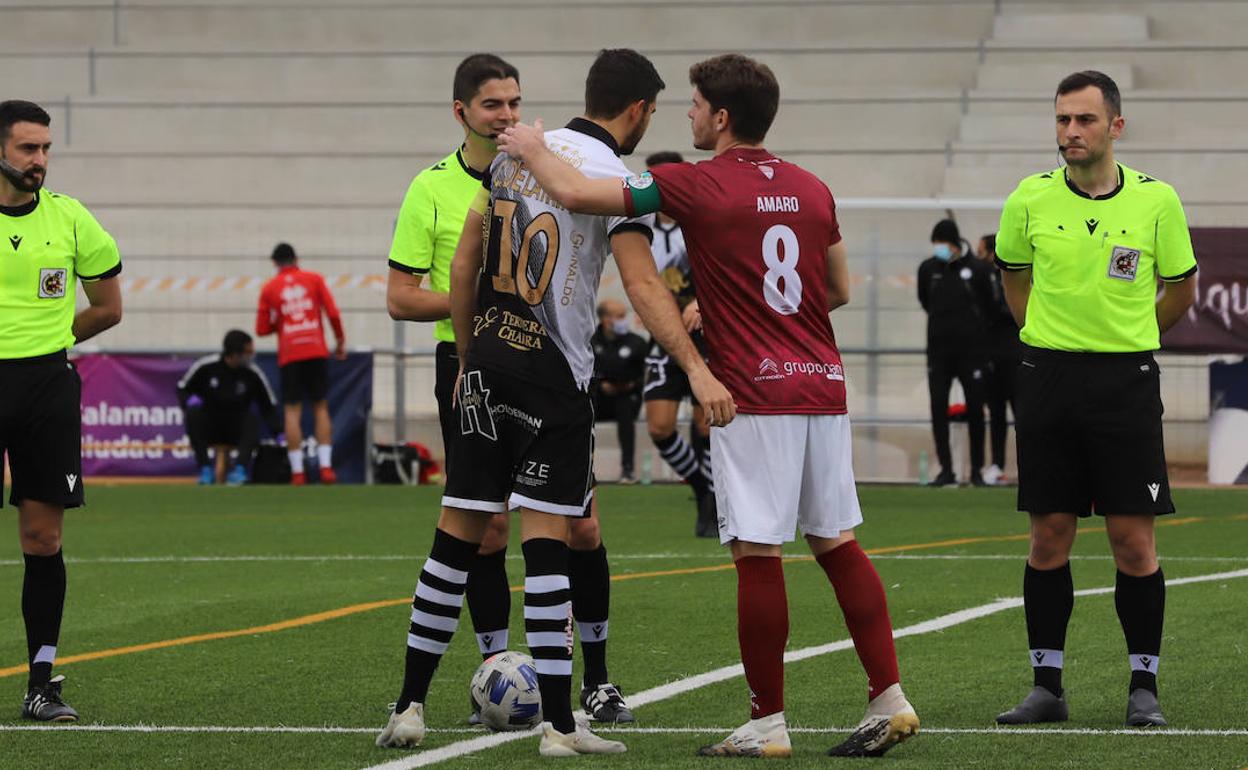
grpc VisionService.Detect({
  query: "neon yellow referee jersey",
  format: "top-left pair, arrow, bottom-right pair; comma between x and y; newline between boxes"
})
0,189 -> 121,359
996,164 -> 1197,353
388,148 -> 486,343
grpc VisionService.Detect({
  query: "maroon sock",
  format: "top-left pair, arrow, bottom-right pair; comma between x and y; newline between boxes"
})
816,541 -> 900,701
735,556 -> 788,719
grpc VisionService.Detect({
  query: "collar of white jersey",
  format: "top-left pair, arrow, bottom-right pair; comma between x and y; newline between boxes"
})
565,118 -> 621,157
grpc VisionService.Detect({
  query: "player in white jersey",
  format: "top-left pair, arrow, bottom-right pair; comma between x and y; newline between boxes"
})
638,151 -> 718,535
376,49 -> 735,757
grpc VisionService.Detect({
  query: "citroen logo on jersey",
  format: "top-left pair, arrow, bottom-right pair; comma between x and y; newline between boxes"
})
1085,219 -> 1100,235
459,370 -> 498,440
9,235 -> 21,251
759,358 -> 780,375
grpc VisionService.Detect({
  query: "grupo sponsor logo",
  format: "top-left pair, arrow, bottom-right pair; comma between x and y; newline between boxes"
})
783,360 -> 845,381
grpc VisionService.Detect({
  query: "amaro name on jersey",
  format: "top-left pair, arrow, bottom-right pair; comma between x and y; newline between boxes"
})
757,196 -> 801,213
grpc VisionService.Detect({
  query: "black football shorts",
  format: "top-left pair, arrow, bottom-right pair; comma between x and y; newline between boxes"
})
0,351 -> 85,509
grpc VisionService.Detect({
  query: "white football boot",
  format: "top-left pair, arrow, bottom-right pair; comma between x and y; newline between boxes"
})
697,712 -> 792,758
376,702 -> 426,748
538,721 -> 627,756
827,683 -> 919,757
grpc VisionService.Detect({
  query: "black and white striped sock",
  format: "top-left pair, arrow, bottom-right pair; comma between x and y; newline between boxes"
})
523,538 -> 575,734
397,529 -> 477,711
691,427 -> 714,494
654,432 -> 709,496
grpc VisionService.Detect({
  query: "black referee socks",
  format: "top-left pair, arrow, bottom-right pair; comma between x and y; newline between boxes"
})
22,550 -> 66,691
466,547 -> 511,659
1115,568 -> 1165,696
570,544 -> 611,689
1023,562 -> 1074,697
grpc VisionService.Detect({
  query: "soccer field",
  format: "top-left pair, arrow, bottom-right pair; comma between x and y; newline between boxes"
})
1,484 -> 1246,769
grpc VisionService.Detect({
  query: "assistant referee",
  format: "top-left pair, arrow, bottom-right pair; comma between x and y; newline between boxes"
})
992,72 -> 1196,728
0,100 -> 123,722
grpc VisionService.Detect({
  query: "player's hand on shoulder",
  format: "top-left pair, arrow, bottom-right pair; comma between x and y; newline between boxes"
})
498,119 -> 545,161
689,368 -> 736,428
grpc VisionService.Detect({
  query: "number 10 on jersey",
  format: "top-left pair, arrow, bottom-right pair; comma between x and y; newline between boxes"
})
488,199 -> 560,306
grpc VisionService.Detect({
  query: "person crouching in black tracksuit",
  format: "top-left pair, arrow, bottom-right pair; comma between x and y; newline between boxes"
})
177,330 -> 281,485
591,299 -> 648,483
917,219 -> 996,487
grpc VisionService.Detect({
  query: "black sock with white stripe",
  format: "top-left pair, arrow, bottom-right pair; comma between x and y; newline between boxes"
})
1115,568 -> 1165,695
654,431 -> 709,497
690,427 -> 714,493
467,548 -> 511,659
523,538 -> 575,734
397,529 -> 477,711
569,544 -> 610,689
22,550 -> 65,691
1024,562 -> 1073,697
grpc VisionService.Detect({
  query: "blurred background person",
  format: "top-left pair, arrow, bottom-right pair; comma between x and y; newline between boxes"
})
917,219 -> 995,486
976,233 -> 1022,485
256,242 -> 345,485
591,299 -> 647,483
177,330 -> 281,485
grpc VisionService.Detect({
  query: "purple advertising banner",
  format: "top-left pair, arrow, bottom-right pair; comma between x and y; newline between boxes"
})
77,353 -> 197,476
1161,228 -> 1248,353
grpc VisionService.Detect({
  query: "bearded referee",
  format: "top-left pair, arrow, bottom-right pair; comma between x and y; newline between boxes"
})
993,72 -> 1196,727
0,100 -> 123,721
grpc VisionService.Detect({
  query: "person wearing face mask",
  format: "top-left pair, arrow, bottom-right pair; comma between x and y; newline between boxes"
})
591,299 -> 649,483
975,233 -> 1021,485
177,330 -> 281,486
917,218 -> 996,486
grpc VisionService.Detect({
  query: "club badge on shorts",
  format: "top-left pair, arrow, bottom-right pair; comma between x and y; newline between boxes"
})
1107,246 -> 1141,281
38,267 -> 67,298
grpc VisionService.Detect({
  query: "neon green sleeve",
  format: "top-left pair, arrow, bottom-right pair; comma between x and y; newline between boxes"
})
1156,188 -> 1197,282
74,202 -> 121,281
995,186 -> 1033,270
388,176 -> 435,274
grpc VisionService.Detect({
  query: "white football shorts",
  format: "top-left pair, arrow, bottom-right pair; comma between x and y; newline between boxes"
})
711,413 -> 864,545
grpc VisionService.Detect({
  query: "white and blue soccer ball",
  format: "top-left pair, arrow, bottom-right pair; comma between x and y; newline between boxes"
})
469,650 -> 543,732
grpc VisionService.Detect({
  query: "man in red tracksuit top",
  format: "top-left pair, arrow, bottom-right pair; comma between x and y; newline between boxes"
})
256,242 -> 346,485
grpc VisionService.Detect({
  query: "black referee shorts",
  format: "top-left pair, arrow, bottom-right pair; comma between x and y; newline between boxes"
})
433,341 -> 460,472
280,357 -> 329,404
0,350 -> 85,509
1014,345 -> 1173,517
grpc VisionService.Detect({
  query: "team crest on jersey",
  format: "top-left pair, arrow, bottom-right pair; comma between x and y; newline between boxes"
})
38,268 -> 67,298
1107,246 -> 1141,281
758,165 -> 774,180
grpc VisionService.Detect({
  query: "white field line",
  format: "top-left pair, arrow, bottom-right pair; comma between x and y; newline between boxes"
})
0,553 -> 1245,567
360,568 -> 1248,770
0,724 -> 1245,738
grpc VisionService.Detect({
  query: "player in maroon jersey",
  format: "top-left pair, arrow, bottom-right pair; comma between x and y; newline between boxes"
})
498,53 -> 919,758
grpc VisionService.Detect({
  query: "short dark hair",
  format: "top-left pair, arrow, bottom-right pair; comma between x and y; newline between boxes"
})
223,329 -> 253,356
453,53 -> 519,104
0,100 -> 51,144
980,233 -> 996,254
1056,70 -> 1121,117
931,219 -> 960,244
688,54 -> 779,144
271,242 -> 296,265
645,151 -> 684,167
584,49 -> 665,119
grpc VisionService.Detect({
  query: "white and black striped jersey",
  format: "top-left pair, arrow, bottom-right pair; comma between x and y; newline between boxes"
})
470,119 -> 652,393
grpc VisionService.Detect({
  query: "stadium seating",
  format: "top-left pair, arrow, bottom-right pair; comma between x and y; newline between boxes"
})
10,0 -> 1236,475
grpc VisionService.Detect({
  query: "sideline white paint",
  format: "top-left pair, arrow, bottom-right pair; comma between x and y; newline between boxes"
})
360,568 -> 1248,770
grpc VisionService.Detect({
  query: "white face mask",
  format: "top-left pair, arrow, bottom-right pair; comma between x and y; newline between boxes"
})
611,319 -> 631,336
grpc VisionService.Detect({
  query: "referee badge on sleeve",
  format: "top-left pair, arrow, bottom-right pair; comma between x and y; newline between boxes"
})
38,267 -> 68,298
1107,246 -> 1141,281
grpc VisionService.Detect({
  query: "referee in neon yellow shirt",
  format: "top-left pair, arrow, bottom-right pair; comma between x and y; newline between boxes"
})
993,72 -> 1196,728
0,100 -> 123,721
385,52 -> 522,688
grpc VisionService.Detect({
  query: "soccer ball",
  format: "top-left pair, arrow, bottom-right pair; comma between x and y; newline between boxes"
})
469,650 -> 543,732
